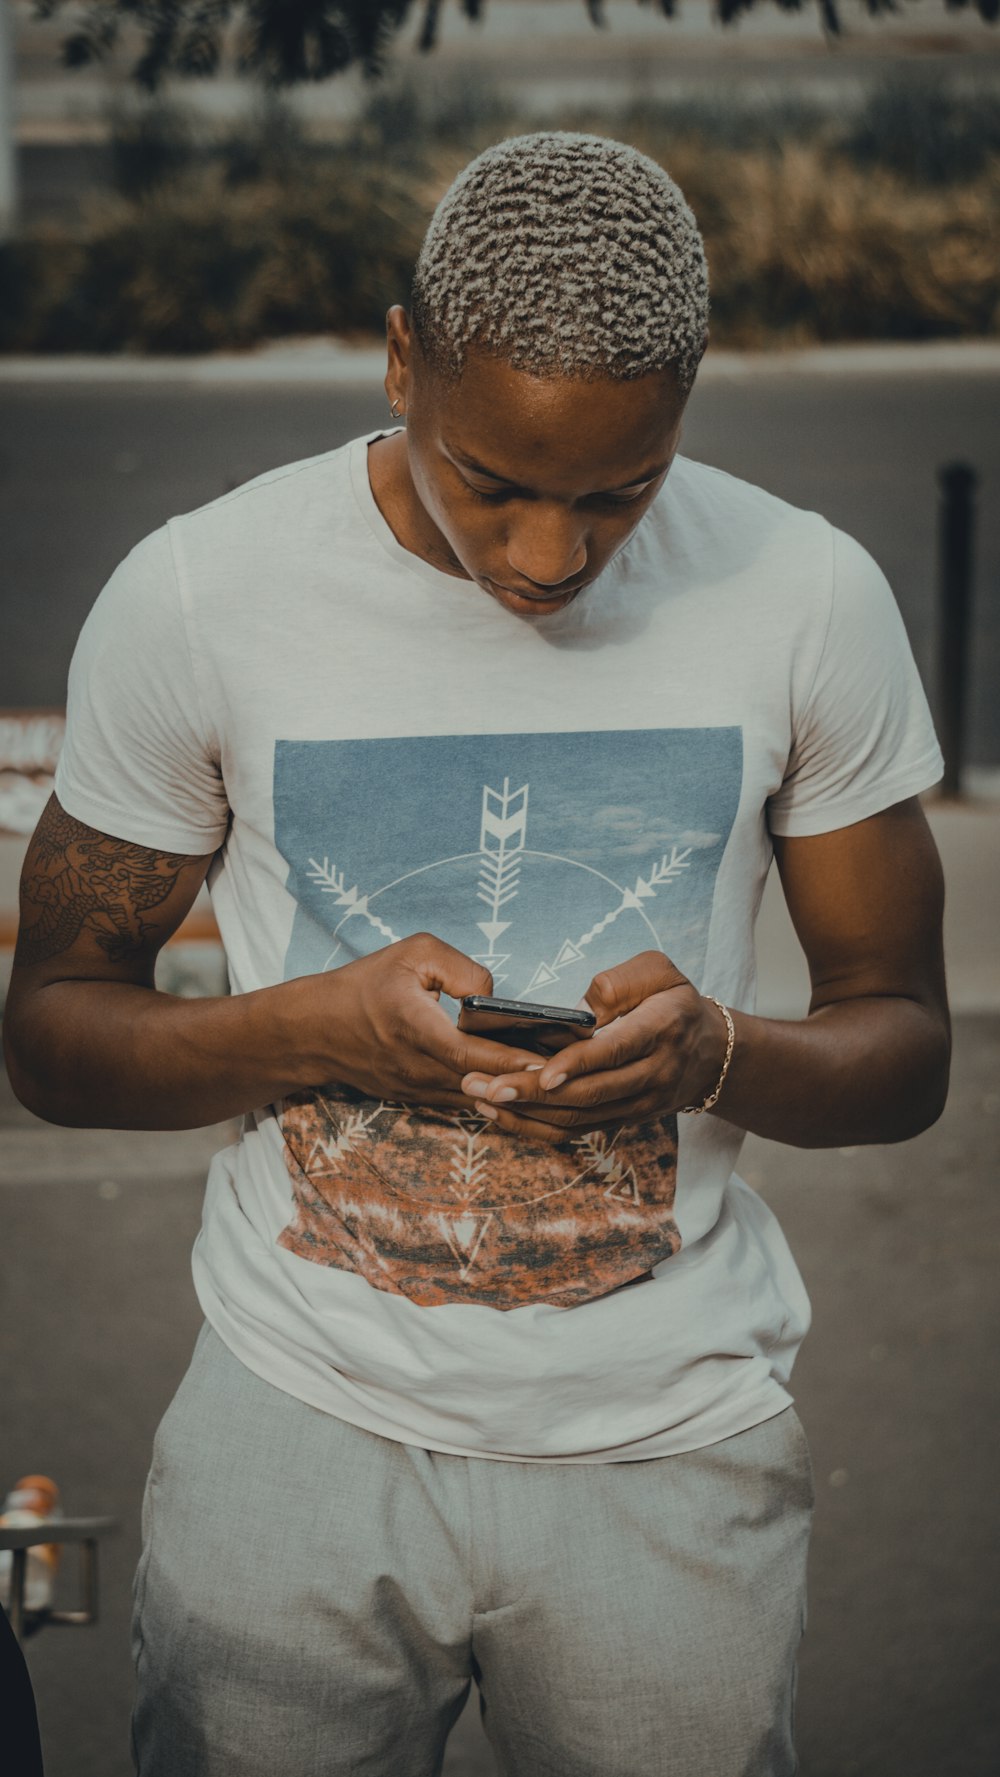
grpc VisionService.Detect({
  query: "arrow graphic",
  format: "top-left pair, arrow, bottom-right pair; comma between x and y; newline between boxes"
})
307,858 -> 400,944
572,1130 -> 642,1206
440,1211 -> 494,1276
475,778 -> 529,986
305,1101 -> 392,1173
447,1123 -> 492,1202
521,847 -> 692,997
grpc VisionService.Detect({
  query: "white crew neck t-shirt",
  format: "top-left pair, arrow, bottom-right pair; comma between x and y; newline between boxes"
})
55,432 -> 942,1463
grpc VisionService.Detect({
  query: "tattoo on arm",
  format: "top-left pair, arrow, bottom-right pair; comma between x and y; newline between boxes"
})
15,800 -> 204,968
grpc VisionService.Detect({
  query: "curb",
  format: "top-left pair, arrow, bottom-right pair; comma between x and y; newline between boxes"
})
1,340 -> 1000,386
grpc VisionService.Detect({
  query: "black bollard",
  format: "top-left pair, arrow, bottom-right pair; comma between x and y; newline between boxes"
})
937,462 -> 977,800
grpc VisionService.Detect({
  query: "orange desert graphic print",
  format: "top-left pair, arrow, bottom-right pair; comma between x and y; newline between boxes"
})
279,1089 -> 680,1309
274,727 -> 742,1310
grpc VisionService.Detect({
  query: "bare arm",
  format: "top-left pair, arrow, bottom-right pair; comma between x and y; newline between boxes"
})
708,796 -> 950,1144
460,798 -> 951,1149
3,798 -> 540,1131
4,795 -> 270,1128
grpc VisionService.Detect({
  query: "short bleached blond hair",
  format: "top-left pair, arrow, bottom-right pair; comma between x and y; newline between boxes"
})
411,131 -> 709,391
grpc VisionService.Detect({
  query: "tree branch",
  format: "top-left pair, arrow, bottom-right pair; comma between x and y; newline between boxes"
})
33,0 -> 997,92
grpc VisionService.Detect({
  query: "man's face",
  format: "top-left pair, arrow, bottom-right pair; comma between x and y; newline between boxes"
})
386,312 -> 690,619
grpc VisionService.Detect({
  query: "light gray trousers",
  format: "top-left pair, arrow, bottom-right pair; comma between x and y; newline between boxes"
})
131,1324 -> 813,1777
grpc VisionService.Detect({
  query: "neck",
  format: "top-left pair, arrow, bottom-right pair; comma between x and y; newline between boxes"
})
367,432 -> 468,580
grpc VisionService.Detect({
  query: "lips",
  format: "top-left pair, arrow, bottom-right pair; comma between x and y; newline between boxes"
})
486,578 -> 586,604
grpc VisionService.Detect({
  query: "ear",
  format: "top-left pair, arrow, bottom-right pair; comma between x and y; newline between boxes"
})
384,305 -> 415,412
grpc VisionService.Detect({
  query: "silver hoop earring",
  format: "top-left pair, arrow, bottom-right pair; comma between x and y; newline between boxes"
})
390,397 -> 404,420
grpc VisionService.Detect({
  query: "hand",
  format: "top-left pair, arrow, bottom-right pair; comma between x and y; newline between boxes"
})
299,933 -> 543,1113
459,951 -> 730,1144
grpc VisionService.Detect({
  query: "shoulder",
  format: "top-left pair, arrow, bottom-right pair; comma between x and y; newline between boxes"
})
663,459 -> 895,608
170,438 -> 357,539
660,455 -> 829,548
647,458 -> 901,623
153,434 -> 375,619
626,455 -> 834,622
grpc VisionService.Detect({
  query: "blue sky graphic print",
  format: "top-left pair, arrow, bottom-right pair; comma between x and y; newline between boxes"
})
275,729 -> 742,1003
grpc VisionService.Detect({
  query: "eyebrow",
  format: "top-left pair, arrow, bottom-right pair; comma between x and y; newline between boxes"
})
449,447 -> 668,494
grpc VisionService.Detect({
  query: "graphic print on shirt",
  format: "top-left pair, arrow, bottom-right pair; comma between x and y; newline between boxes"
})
274,729 -> 742,1310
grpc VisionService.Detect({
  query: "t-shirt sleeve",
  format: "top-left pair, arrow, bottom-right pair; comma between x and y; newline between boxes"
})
767,526 -> 943,838
54,524 -> 230,853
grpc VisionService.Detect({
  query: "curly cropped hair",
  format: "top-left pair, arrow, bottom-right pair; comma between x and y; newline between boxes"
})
410,132 -> 709,392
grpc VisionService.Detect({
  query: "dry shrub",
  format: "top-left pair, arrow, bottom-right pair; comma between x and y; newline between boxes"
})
686,143 -> 1000,346
0,159 -> 425,353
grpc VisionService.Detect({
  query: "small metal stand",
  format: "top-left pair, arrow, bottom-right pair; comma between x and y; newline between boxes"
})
0,1518 -> 118,1647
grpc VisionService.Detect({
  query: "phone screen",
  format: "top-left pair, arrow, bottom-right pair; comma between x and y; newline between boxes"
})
459,995 -> 596,1051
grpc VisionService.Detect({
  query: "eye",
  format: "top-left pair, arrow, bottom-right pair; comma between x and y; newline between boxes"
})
461,478 -> 650,508
589,486 -> 650,508
465,483 -> 514,504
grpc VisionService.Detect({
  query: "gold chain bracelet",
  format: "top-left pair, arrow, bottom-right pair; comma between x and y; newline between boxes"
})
681,996 -> 735,1115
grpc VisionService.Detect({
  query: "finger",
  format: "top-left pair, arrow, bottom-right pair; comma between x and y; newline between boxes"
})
403,987 -> 542,1079
471,1057 -> 653,1113
585,950 -> 691,1027
537,1010 -> 657,1091
446,1030 -> 547,1080
461,1020 -> 648,1099
415,1086 -> 507,1116
474,1098 -> 652,1143
542,980 -> 708,1091
475,1103 -> 582,1144
348,1084 -> 502,1119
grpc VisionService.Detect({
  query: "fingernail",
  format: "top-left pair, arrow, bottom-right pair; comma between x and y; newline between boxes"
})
542,1072 -> 567,1091
463,1075 -> 490,1095
524,1063 -> 544,1072
491,1087 -> 518,1103
476,1101 -> 499,1121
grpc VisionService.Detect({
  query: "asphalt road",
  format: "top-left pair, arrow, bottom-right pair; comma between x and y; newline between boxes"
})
1,365 -> 998,764
3,1018 -> 998,1777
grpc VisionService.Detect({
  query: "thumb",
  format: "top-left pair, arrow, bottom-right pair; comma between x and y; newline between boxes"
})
584,951 -> 690,1025
407,934 -> 493,1001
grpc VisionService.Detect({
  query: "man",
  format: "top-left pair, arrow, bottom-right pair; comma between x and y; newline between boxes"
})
4,133 -> 949,1775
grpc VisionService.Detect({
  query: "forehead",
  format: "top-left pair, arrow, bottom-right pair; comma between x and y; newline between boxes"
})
422,350 -> 686,491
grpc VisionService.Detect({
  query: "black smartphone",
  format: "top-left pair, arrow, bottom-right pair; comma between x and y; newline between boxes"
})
459,995 -> 596,1051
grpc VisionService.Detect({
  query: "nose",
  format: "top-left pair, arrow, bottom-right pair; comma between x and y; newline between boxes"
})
505,505 -> 588,590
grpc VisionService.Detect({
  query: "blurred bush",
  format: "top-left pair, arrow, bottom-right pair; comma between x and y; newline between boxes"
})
0,168 -> 424,353
352,67 -> 518,155
844,72 -> 1000,186
689,146 -> 999,345
106,99 -> 198,200
1,76 -> 997,354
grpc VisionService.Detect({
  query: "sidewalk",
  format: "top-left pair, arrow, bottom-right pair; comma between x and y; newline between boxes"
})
3,338 -> 1000,385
